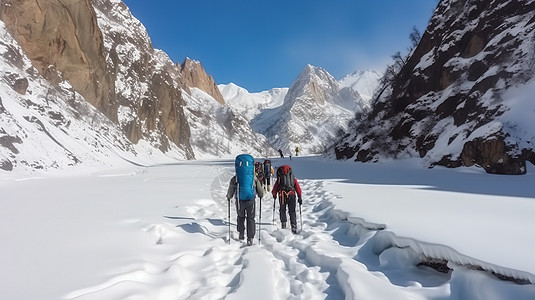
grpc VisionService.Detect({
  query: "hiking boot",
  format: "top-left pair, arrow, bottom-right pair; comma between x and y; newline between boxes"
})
247,238 -> 253,246
281,222 -> 286,229
292,227 -> 297,234
239,233 -> 244,240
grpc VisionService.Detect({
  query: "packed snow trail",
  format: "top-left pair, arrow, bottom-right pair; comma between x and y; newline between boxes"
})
64,161 -> 456,299
64,162 -> 440,299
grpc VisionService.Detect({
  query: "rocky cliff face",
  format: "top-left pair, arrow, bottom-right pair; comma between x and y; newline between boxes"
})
0,18 -> 181,173
334,0 -> 535,175
90,0 -> 194,158
0,0 -> 195,160
0,0 -> 115,117
179,58 -> 225,105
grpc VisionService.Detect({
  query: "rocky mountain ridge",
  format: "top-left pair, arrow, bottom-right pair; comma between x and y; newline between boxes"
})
0,0 -> 386,174
0,17 -> 179,173
0,0 -> 261,172
334,0 -> 535,175
0,0 -> 308,172
91,0 -> 194,156
250,64 -> 370,154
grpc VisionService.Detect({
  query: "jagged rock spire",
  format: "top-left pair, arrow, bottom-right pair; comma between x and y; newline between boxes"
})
179,57 -> 225,105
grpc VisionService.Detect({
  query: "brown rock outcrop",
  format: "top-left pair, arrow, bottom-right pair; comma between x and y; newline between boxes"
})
0,0 -> 116,119
90,0 -> 194,158
179,58 -> 225,105
461,135 -> 526,175
1,0 -> 195,159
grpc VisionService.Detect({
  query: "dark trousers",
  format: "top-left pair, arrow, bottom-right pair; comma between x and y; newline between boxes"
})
279,194 -> 297,229
263,176 -> 271,187
236,199 -> 255,238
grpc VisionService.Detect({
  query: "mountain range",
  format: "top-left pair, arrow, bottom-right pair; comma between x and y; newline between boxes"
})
2,0 -> 534,176
0,0 -> 378,173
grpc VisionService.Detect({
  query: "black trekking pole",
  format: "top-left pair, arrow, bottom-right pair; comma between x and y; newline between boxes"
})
228,198 -> 231,244
272,195 -> 276,226
259,196 -> 262,245
299,203 -> 302,231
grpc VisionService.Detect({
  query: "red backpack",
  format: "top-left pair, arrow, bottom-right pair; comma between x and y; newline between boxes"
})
277,165 -> 295,191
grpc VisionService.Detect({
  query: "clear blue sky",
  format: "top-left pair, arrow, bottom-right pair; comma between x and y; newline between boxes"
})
122,0 -> 438,92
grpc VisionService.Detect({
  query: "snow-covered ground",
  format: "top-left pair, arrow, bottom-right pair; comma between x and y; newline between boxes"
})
2,156 -> 535,299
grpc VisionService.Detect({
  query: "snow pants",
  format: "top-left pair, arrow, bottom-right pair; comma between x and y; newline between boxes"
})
279,194 -> 297,230
236,199 -> 256,238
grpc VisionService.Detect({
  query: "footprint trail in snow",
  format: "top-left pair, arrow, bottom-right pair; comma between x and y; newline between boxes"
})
65,166 -> 466,299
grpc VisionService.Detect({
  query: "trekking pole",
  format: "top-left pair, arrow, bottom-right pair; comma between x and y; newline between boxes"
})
236,182 -> 240,242
299,203 -> 303,231
259,196 -> 262,245
272,195 -> 276,226
228,198 -> 231,244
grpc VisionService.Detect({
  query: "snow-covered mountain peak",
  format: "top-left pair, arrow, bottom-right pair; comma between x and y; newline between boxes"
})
218,82 -> 250,101
295,65 -> 338,88
300,64 -> 332,79
339,70 -> 383,102
286,64 -> 340,107
249,65 -> 370,155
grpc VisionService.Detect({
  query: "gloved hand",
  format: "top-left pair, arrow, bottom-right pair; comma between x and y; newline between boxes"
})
298,197 -> 302,205
227,197 -> 230,202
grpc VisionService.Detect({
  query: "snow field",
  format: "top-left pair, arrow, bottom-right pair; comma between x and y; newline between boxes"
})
2,157 -> 535,299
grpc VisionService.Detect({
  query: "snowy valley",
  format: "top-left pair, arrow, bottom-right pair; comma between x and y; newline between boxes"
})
1,0 -> 535,299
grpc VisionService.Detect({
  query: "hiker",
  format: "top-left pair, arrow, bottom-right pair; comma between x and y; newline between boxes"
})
295,147 -> 300,156
263,159 -> 274,191
278,149 -> 284,158
254,162 -> 265,188
227,154 -> 265,246
272,165 -> 302,233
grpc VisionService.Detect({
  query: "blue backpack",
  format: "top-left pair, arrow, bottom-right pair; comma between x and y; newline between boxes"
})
235,154 -> 255,200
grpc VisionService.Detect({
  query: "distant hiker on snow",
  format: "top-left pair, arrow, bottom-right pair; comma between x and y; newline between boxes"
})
278,149 -> 284,158
272,165 -> 302,233
263,159 -> 274,191
295,147 -> 300,156
227,154 -> 265,246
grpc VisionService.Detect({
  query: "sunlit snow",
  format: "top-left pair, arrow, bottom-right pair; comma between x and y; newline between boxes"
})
2,156 -> 535,299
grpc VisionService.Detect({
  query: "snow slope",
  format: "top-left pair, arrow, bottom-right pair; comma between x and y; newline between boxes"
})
2,157 -> 535,299
339,70 -> 382,102
218,83 -> 288,120
334,0 -> 535,175
181,87 -> 276,158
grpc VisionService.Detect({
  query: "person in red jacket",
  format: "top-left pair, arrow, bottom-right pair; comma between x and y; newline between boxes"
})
272,165 -> 302,233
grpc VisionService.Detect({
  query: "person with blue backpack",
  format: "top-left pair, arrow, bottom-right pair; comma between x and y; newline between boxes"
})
226,154 -> 265,246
